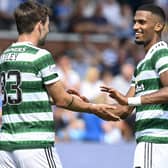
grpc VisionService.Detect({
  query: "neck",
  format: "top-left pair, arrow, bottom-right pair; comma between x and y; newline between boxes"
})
144,36 -> 161,53
17,33 -> 39,46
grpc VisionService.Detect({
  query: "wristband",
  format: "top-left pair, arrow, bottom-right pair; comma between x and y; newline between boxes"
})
128,97 -> 141,106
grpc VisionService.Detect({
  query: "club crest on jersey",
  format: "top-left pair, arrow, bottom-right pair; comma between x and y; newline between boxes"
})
135,83 -> 145,92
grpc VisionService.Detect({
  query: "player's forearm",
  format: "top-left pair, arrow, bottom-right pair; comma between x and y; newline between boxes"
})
46,82 -> 95,113
60,95 -> 94,113
127,87 -> 168,106
141,87 -> 168,104
111,104 -> 134,119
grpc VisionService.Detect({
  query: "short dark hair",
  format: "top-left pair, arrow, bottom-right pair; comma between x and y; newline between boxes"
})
14,1 -> 50,34
137,4 -> 166,23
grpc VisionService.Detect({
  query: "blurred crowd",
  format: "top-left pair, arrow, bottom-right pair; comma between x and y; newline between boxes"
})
0,0 -> 168,144
0,0 -> 167,36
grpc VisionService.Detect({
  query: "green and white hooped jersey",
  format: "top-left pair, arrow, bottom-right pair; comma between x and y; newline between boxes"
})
0,42 -> 60,150
131,41 -> 168,144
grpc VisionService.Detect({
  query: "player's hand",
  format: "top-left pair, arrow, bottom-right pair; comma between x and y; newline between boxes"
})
91,104 -> 120,121
67,89 -> 90,103
100,86 -> 128,105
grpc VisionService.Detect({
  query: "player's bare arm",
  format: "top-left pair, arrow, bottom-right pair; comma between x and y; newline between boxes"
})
140,70 -> 168,104
46,80 -> 120,121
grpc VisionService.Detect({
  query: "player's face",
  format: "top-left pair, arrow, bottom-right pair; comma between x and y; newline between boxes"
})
133,10 -> 156,47
38,16 -> 49,46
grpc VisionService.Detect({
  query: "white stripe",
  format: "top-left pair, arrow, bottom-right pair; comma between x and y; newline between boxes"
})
7,71 -> 59,83
7,92 -> 49,102
41,64 -> 58,77
155,56 -> 168,72
22,92 -> 49,101
136,129 -> 168,139
136,70 -> 159,81
130,83 -> 135,87
44,78 -> 60,85
132,75 -> 135,81
4,92 -> 51,102
2,112 -> 53,124
136,90 -> 158,96
15,51 -> 42,62
38,48 -> 50,56
0,132 -> 54,141
159,67 -> 168,75
7,72 -> 41,82
21,72 -> 41,81
136,110 -> 168,121
17,53 -> 37,61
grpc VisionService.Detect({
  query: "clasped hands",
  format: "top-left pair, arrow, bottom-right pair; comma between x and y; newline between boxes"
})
67,87 -> 128,121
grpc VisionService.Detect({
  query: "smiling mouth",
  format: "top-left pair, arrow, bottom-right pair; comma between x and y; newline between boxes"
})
135,33 -> 143,38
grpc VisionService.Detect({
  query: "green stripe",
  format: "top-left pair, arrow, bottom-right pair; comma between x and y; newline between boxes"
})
137,136 -> 168,143
34,54 -> 55,70
135,78 -> 161,94
131,80 -> 136,85
136,59 -> 153,75
136,104 -> 168,112
0,140 -> 54,151
134,69 -> 137,78
1,61 -> 37,74
43,73 -> 58,83
3,101 -> 51,115
22,81 -> 45,92
151,49 -> 168,67
1,121 -> 54,134
6,81 -> 45,93
136,118 -> 168,132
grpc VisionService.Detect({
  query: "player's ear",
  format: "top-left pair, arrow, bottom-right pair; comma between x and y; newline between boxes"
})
154,22 -> 164,32
35,21 -> 42,35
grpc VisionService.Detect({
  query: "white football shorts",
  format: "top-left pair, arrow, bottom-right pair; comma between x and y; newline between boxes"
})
133,142 -> 168,168
0,146 -> 63,168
